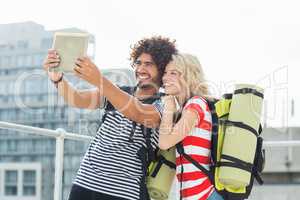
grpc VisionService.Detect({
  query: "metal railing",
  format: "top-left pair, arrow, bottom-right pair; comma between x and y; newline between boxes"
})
0,120 -> 300,200
0,121 -> 92,200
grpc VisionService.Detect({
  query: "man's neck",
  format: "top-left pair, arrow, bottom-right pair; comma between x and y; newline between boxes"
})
134,86 -> 159,100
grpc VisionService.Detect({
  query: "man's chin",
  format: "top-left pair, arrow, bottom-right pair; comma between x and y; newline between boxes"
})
137,81 -> 158,89
137,83 -> 151,89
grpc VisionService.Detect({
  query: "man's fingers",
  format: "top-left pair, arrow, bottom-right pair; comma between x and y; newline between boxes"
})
73,68 -> 85,79
77,57 -> 92,67
43,61 -> 59,70
83,56 -> 90,62
48,49 -> 56,54
73,68 -> 81,75
78,56 -> 89,61
45,58 -> 60,64
47,53 -> 59,59
47,49 -> 60,59
47,49 -> 57,57
75,59 -> 89,68
77,57 -> 85,62
74,65 -> 84,74
49,63 -> 59,68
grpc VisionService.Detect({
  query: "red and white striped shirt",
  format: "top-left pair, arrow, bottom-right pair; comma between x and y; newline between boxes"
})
176,96 -> 214,200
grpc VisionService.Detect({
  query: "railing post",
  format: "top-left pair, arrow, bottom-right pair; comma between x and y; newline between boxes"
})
54,128 -> 66,200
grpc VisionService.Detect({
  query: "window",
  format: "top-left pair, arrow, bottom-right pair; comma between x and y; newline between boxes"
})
0,163 -> 41,199
0,82 -> 6,94
7,140 -> 17,152
9,56 -> 16,67
2,56 -> 11,67
25,80 -> 40,94
4,170 -> 18,196
32,54 -> 44,66
23,170 -> 36,196
24,55 -> 32,67
38,94 -> 44,102
17,40 -> 29,49
17,55 -> 25,67
0,44 -> 7,50
0,141 -> 5,152
45,139 -> 55,152
41,38 -> 52,49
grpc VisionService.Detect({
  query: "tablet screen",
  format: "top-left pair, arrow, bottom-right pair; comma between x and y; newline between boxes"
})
52,32 -> 89,73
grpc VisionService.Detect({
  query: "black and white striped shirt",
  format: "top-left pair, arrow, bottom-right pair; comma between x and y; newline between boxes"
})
74,95 -> 163,200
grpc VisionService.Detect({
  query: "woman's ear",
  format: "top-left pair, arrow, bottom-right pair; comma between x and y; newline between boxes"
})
179,76 -> 191,97
179,74 -> 187,86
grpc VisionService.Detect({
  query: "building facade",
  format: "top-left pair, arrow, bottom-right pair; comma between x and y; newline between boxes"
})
0,21 -> 135,200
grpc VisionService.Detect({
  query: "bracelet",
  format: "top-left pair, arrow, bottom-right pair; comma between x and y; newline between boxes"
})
51,73 -> 64,88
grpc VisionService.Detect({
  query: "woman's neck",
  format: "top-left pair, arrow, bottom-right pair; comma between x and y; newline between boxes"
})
175,90 -> 190,107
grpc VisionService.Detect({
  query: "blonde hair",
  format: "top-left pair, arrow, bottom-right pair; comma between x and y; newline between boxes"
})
171,53 -> 211,99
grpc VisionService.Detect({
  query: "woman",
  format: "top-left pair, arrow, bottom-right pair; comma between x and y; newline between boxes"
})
158,53 -> 223,200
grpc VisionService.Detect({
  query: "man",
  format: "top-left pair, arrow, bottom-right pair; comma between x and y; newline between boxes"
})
43,36 -> 177,200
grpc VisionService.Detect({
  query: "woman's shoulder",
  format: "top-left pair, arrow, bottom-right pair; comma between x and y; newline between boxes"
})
185,96 -> 208,109
189,95 -> 207,102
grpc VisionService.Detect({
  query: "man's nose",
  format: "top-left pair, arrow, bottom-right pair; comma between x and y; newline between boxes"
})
135,65 -> 146,73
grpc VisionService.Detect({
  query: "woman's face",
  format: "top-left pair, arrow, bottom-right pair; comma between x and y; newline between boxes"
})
162,62 -> 184,95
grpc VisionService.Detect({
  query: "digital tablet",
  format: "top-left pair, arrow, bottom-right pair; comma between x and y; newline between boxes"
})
51,32 -> 89,73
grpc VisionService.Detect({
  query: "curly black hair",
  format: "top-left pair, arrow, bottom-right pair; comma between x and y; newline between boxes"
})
130,36 -> 177,85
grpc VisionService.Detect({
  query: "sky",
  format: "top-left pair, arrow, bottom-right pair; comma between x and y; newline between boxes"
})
1,0 -> 299,126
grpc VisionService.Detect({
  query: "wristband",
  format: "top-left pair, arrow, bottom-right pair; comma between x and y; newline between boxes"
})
51,73 -> 64,88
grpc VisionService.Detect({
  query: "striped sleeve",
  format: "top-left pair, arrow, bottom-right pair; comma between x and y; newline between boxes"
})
152,98 -> 164,117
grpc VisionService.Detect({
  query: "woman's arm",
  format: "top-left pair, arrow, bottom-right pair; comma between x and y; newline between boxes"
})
158,96 -> 199,150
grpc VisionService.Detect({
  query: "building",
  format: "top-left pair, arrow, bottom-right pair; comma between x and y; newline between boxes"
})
0,21 -> 135,200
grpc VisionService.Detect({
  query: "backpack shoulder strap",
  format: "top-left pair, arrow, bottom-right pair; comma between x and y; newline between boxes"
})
176,142 -> 213,200
104,86 -> 136,111
176,142 -> 212,180
205,99 -> 219,165
101,86 -> 136,122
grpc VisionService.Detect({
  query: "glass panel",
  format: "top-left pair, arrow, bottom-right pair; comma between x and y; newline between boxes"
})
23,186 -> 36,196
5,170 -> 18,196
23,170 -> 36,183
23,170 -> 36,196
5,186 -> 17,196
5,170 -> 17,184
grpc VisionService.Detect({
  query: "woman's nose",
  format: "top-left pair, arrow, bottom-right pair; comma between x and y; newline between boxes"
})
162,74 -> 169,83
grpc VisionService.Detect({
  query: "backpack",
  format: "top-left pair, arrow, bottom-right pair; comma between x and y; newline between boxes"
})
101,86 -> 164,200
147,147 -> 177,200
176,84 -> 265,200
